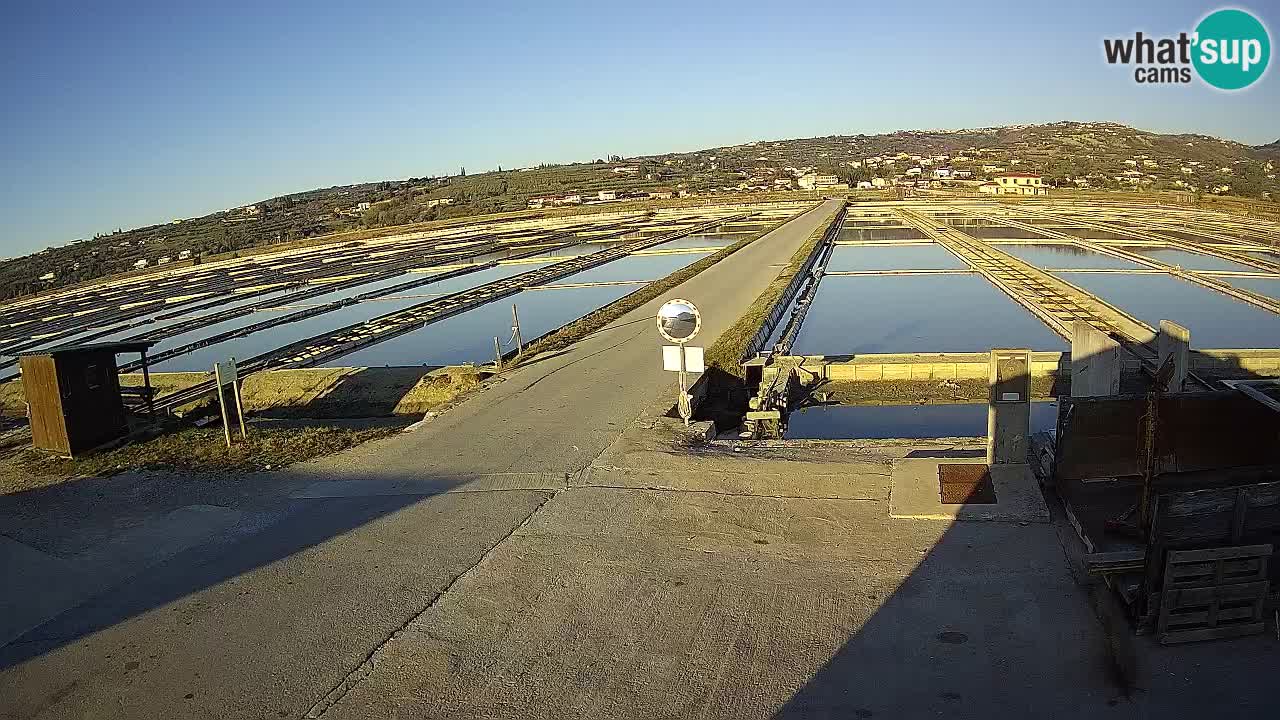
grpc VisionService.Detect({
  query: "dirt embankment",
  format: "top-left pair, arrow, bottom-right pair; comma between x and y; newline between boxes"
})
0,364 -> 494,490
1,365 -> 492,419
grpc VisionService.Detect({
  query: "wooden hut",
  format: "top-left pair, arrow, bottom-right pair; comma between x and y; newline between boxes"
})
17,340 -> 157,457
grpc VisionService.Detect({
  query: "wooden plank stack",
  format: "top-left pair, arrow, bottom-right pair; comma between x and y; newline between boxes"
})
1157,545 -> 1272,644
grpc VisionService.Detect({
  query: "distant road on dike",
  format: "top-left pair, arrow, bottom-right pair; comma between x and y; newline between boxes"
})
317,197 -> 842,480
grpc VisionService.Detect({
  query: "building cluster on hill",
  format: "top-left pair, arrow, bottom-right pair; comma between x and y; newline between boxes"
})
525,188 -> 689,209
650,122 -> 1278,201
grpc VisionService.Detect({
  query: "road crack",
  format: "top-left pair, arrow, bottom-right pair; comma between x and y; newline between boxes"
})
303,488 -> 561,718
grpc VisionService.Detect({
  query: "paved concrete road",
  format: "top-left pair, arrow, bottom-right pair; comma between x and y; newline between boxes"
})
315,413 -> 1280,720
0,491 -> 553,719
0,200 -> 842,720
321,485 -> 1120,720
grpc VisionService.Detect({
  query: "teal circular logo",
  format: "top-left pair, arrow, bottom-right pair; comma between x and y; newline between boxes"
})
1192,9 -> 1270,90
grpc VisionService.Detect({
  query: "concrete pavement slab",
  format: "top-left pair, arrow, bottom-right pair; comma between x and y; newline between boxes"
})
890,458 -> 1050,523
1,201 -> 848,719
318,486 -> 1120,720
0,504 -> 244,648
0,491 -> 551,720
0,535 -> 85,648
290,473 -> 568,498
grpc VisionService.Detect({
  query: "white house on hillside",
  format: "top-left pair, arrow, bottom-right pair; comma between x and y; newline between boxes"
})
990,173 -> 1047,196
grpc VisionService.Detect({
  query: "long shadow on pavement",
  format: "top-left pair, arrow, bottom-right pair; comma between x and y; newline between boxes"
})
768,510 -> 1126,719
769,496 -> 1280,719
0,464 -> 534,675
0,490 -> 414,671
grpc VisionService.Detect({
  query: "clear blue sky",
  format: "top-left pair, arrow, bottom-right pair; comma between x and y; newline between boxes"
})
2,0 -> 1276,257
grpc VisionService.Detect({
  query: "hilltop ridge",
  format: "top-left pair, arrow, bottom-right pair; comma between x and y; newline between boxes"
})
3,121 -> 1277,301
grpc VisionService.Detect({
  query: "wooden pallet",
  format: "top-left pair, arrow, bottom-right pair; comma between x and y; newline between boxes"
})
1157,544 -> 1272,644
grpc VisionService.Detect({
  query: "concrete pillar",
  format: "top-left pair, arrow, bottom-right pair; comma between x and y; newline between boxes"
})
1157,320 -> 1190,393
1071,321 -> 1121,397
987,348 -> 1032,465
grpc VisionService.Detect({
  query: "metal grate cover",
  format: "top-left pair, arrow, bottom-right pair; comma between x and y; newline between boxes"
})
939,463 -> 997,504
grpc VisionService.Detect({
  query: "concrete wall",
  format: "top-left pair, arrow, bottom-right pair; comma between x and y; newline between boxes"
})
775,349 -> 1280,386
803,352 -> 1067,383
1157,320 -> 1191,393
1189,350 -> 1280,379
1071,322 -> 1120,397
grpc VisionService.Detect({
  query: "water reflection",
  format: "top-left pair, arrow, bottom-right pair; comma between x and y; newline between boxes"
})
838,227 -> 927,242
150,264 -> 551,371
558,252 -> 710,285
997,244 -> 1141,270
1056,271 -> 1280,348
826,245 -> 967,272
1124,247 -> 1260,273
793,275 -> 1066,354
1224,277 -> 1280,301
945,220 -> 1052,240
327,284 -> 637,367
786,401 -> 1058,439
1245,250 -> 1280,263
652,234 -> 736,250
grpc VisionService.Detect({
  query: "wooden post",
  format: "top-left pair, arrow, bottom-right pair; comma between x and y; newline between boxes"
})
214,358 -> 247,448
677,342 -> 693,427
1139,355 -> 1174,532
494,336 -> 503,371
511,304 -> 523,360
139,348 -> 155,421
231,357 -> 247,440
1139,389 -> 1158,530
214,362 -> 233,449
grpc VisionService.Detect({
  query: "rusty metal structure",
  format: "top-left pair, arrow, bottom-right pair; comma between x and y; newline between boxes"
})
1054,389 -> 1280,643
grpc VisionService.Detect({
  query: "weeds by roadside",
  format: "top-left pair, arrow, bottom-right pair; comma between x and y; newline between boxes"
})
10,422 -> 406,489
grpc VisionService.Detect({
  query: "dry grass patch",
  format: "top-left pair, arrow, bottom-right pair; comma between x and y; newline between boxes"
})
14,422 -> 405,483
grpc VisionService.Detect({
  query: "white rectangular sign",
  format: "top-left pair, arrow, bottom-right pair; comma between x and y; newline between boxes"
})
214,359 -> 238,387
684,346 -> 705,373
213,358 -> 247,447
662,345 -> 704,373
662,346 -> 681,371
